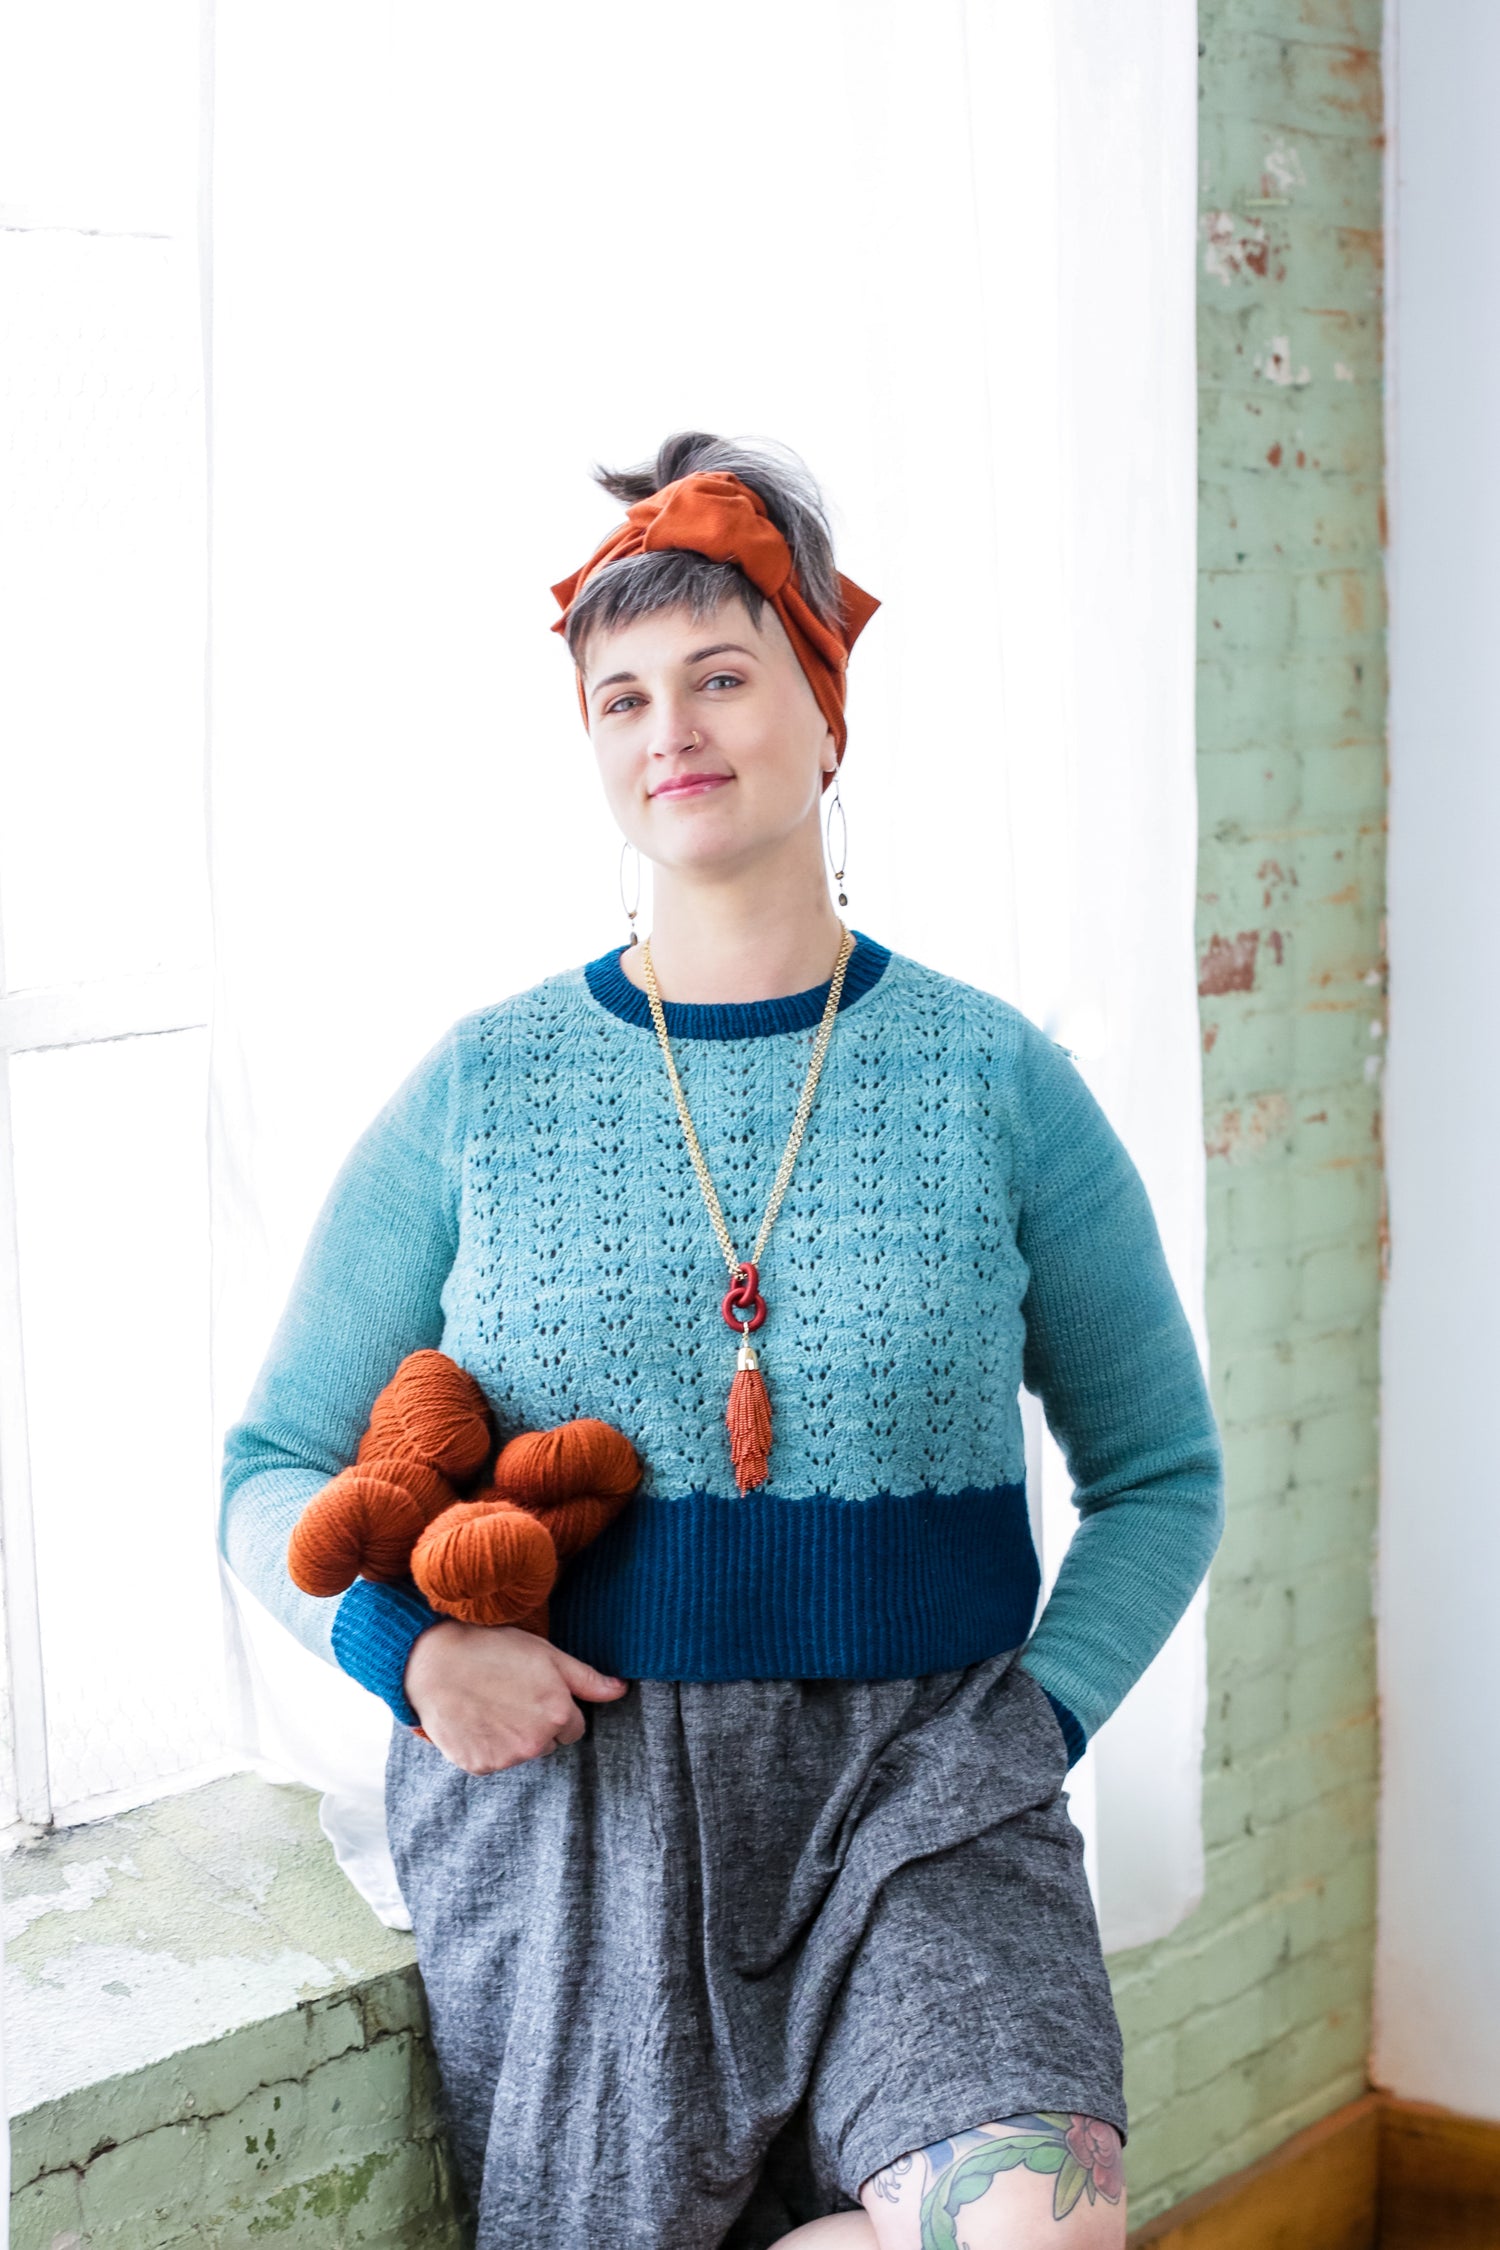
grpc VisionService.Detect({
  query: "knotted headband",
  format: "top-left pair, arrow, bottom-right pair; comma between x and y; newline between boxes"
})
550,470 -> 879,762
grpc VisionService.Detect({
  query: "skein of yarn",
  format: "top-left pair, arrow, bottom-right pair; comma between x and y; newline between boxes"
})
287,1351 -> 492,1598
363,1349 -> 493,1482
410,1498 -> 559,1628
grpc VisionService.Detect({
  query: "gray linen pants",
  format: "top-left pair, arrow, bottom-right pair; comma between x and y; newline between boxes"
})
386,1645 -> 1125,2250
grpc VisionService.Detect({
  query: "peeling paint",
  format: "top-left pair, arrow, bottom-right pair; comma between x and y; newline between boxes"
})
1203,1092 -> 1293,1162
2,1858 -> 132,1942
246,2147 -> 397,2233
1257,858 -> 1296,906
8,1940 -> 347,2113
1327,42 -> 1383,128
1257,335 -> 1313,388
1261,144 -> 1306,197
1198,930 -> 1260,995
1204,209 -> 1269,284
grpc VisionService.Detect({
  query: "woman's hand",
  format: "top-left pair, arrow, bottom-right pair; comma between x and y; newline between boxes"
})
404,1620 -> 628,1774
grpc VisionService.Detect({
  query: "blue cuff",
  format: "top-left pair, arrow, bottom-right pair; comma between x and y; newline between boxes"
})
331,1577 -> 442,1728
1043,1687 -> 1088,1768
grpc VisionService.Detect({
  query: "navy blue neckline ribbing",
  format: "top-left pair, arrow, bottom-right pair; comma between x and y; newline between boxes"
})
583,929 -> 892,1040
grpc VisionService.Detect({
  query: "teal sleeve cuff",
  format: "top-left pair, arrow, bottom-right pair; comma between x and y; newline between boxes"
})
1043,1687 -> 1088,1767
331,1578 -> 441,1728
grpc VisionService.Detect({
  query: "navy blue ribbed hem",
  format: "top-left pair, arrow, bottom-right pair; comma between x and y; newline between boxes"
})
583,929 -> 892,1039
1044,1689 -> 1088,1768
551,1485 -> 1038,1680
332,1577 -> 441,1727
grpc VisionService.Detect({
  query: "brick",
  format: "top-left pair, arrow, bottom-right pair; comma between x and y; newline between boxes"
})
10,2161 -> 86,2250
1200,479 -> 1383,572
1290,1397 -> 1378,1484
1198,646 -> 1385,753
1198,756 -> 1305,846
1291,1556 -> 1374,1651
1284,1625 -> 1377,1734
1290,1149 -> 1382,1243
1203,1004 -> 1297,1099
1285,1480 -> 1376,1570
1216,1666 -> 1294,1761
1219,1415 -> 1295,1501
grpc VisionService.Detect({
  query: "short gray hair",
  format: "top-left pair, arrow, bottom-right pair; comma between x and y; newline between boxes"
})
564,431 -> 841,668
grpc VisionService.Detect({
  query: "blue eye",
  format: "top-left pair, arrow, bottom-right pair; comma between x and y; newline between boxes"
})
703,672 -> 742,691
604,693 -> 644,716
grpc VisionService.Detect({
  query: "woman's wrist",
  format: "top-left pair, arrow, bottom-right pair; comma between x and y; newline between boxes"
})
402,1616 -> 472,1722
330,1577 -> 443,1727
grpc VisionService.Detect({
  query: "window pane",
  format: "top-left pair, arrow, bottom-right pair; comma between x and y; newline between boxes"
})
0,228 -> 209,992
0,0 -> 201,236
0,1533 -> 18,1830
9,1029 -> 225,1812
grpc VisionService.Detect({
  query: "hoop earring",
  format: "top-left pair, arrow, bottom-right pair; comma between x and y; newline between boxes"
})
619,839 -> 642,947
824,772 -> 849,910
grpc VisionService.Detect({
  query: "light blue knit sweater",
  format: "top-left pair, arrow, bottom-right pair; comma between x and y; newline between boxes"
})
220,933 -> 1224,1760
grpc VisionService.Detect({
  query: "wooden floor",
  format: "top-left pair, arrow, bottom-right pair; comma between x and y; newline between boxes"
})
1127,2093 -> 1500,2250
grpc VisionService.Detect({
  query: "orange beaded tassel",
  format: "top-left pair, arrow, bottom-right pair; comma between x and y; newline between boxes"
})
727,1340 -> 773,1494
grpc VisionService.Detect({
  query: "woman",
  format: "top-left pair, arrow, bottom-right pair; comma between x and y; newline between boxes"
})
221,431 -> 1224,2248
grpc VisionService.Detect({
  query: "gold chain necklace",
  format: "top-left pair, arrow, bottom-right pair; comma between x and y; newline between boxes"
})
640,924 -> 856,1492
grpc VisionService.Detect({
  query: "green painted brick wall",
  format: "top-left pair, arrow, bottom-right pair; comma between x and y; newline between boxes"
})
1109,0 -> 1386,2227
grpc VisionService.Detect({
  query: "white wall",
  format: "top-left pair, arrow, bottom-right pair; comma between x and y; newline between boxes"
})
1376,0 -> 1500,2117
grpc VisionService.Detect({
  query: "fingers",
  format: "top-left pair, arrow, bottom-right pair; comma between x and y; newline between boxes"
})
551,1647 -> 628,1701
551,1702 -> 587,1748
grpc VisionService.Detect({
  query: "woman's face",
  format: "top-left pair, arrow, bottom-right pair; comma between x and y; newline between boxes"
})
581,596 -> 837,878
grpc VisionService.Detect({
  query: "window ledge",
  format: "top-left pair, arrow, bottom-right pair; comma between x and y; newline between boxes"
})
5,1772 -> 468,2247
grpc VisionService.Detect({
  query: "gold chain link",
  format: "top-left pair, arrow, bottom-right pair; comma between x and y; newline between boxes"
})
640,925 -> 856,1282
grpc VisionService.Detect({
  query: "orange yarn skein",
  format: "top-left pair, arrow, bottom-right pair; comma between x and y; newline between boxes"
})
288,1351 -> 492,1597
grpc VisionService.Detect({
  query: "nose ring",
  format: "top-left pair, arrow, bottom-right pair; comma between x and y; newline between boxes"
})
688,730 -> 702,750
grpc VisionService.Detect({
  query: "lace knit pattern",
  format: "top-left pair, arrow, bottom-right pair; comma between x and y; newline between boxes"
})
220,935 -> 1224,1755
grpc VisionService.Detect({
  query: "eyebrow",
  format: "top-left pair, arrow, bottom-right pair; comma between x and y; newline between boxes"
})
589,643 -> 758,694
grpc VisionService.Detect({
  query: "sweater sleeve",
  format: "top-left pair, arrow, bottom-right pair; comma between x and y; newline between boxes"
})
218,1025 -> 461,1712
1010,1017 -> 1225,1753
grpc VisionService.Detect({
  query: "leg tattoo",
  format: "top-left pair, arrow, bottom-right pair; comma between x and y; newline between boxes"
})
866,2114 -> 1124,2240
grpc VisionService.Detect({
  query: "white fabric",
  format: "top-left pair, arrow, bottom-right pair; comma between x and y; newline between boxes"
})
208,0 -> 1204,1950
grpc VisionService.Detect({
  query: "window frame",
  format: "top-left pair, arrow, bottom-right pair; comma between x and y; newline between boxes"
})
0,962 -> 212,1834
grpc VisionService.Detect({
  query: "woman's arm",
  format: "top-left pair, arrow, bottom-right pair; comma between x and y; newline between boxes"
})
218,1023 -> 462,1688
1011,1016 -> 1226,1759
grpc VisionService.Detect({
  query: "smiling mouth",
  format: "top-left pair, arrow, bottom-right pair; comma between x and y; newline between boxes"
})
651,774 -> 732,799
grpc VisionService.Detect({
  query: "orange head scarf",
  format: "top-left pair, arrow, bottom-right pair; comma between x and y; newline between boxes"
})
550,470 -> 879,765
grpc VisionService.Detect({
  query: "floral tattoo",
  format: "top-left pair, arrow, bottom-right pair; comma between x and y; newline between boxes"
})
870,2113 -> 1123,2240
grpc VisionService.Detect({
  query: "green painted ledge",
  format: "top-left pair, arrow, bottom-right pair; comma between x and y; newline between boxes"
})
4,1773 -> 470,2249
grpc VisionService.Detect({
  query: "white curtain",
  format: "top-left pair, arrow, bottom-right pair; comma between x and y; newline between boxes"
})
209,0 -> 1203,1949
